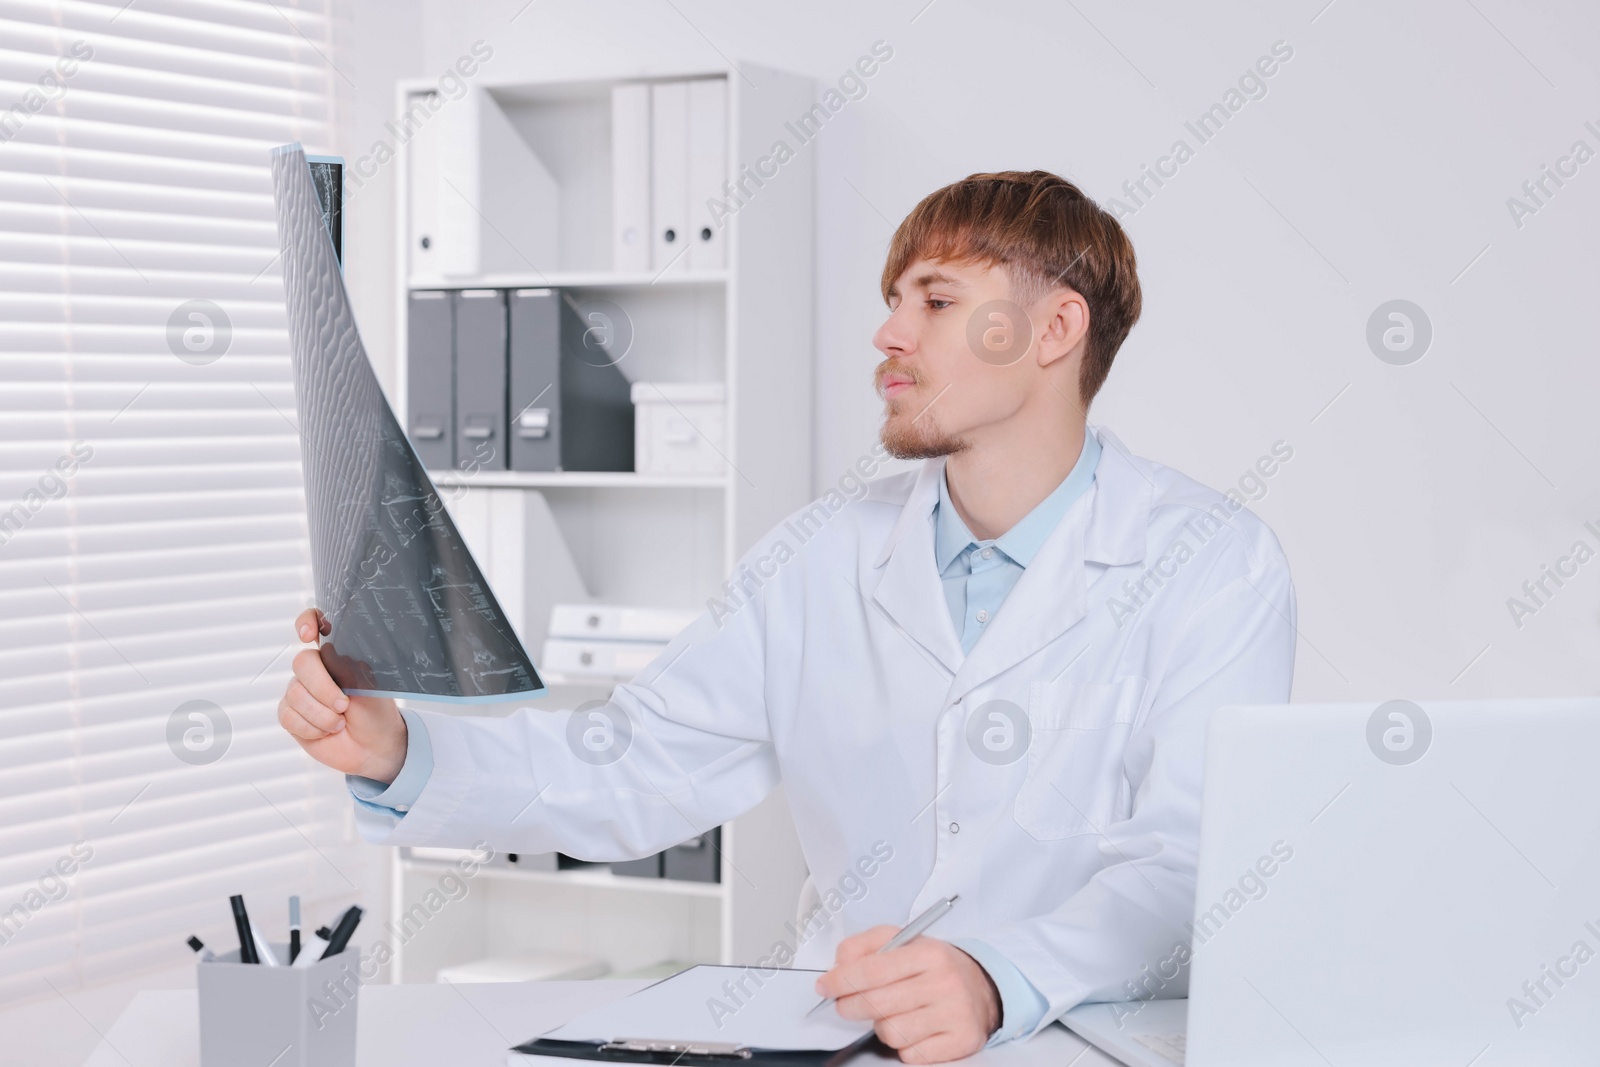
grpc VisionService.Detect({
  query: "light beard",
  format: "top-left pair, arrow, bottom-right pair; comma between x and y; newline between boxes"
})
873,358 -> 967,459
880,401 -> 968,460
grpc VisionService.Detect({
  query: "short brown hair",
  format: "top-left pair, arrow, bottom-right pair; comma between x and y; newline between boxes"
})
880,170 -> 1142,405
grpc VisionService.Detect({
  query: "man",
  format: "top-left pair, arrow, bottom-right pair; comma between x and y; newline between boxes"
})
279,170 -> 1294,1063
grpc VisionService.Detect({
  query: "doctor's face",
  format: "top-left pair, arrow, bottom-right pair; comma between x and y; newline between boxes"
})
872,257 -> 1038,459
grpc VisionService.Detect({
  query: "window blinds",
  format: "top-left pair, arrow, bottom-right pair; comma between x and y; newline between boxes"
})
0,0 -> 363,1001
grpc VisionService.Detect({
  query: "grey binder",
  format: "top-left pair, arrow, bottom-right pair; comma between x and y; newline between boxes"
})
611,853 -> 663,879
406,290 -> 453,470
509,289 -> 561,471
453,289 -> 508,471
509,289 -> 634,472
662,828 -> 719,883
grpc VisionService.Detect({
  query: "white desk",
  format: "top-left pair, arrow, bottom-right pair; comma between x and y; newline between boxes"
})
82,980 -> 1117,1067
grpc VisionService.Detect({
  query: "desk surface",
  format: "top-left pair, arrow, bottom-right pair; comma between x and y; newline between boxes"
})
83,979 -> 1116,1067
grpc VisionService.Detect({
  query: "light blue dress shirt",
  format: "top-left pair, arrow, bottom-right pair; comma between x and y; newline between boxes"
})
347,433 -> 1102,1044
932,431 -> 1102,655
346,707 -> 433,814
936,433 -> 1100,1042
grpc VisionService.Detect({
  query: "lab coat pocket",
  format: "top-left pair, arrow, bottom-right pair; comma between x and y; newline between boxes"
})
1012,676 -> 1144,841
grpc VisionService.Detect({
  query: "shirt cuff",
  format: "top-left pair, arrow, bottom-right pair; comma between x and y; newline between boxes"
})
951,938 -> 1054,1045
346,707 -> 433,817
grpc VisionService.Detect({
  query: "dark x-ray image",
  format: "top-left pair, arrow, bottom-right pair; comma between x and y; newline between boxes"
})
269,143 -> 545,703
305,156 -> 343,265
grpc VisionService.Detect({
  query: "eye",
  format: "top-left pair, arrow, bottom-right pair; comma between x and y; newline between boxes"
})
926,297 -> 952,311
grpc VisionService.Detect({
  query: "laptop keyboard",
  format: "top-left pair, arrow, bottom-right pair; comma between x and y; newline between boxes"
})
1133,1032 -> 1187,1064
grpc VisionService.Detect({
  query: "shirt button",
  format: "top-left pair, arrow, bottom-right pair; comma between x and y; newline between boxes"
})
980,548 -> 994,560
949,822 -> 960,833
975,609 -> 989,623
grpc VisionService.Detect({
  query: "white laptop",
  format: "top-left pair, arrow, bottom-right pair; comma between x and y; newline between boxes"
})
1063,998 -> 1186,1065
1065,699 -> 1600,1066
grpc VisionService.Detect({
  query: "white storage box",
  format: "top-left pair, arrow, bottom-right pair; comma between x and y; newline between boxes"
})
631,382 -> 726,476
436,951 -> 608,984
541,637 -> 666,680
548,603 -> 698,643
402,845 -> 557,872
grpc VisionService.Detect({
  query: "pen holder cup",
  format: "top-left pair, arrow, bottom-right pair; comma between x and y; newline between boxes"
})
198,943 -> 361,1067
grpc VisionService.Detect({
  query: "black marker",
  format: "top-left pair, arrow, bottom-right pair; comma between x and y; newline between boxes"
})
230,895 -> 259,965
289,896 -> 301,963
319,904 -> 364,959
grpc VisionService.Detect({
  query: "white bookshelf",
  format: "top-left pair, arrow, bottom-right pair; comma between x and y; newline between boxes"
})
386,64 -> 815,983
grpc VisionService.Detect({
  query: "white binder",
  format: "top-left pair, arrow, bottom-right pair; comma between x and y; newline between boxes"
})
408,87 -> 558,280
475,87 -> 559,275
611,82 -> 651,274
685,77 -> 727,270
406,91 -> 446,282
548,603 -> 697,642
649,80 -> 689,275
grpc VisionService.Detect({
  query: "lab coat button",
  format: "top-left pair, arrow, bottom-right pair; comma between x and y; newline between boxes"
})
975,610 -> 989,623
949,822 -> 960,833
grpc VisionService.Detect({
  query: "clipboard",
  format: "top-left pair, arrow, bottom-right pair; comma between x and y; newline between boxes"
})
509,1033 -> 882,1067
510,965 -> 883,1067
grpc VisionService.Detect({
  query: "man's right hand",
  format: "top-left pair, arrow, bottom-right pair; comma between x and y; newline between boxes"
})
277,608 -> 408,784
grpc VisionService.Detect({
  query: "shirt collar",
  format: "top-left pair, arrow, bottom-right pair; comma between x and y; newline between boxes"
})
934,430 -> 1102,572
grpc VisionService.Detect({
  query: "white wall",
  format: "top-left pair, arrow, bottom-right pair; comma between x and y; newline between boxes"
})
392,0 -> 1600,706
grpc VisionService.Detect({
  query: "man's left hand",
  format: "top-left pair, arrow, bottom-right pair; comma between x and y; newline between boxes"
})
815,927 -> 1001,1063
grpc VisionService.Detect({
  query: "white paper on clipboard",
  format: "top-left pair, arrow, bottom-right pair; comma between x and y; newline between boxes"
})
539,966 -> 873,1052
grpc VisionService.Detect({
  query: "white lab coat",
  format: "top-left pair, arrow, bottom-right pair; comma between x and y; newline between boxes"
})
356,429 -> 1296,1036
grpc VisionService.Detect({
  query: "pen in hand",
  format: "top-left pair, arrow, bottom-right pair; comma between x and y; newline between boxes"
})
806,895 -> 959,1017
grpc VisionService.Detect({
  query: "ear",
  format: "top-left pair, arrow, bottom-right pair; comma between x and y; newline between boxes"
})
1035,288 -> 1090,370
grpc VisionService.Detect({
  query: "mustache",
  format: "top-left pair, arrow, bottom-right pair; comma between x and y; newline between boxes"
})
873,359 -> 920,397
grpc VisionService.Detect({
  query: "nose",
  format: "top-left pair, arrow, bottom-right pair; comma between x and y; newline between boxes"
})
873,304 -> 915,360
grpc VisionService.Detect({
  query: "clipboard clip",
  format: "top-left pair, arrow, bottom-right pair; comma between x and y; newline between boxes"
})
600,1039 -> 753,1059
